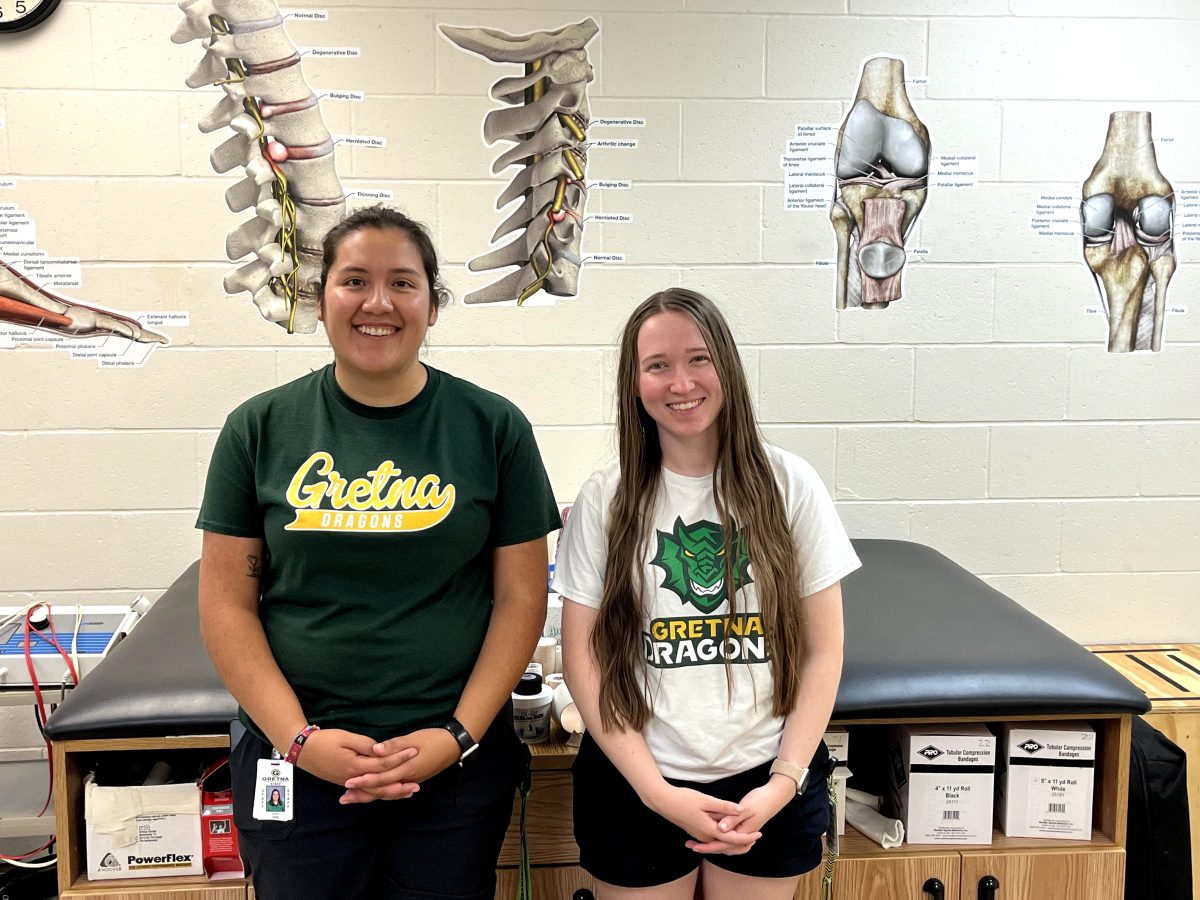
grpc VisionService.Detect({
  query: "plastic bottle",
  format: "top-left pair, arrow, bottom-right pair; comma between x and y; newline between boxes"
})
512,672 -> 553,743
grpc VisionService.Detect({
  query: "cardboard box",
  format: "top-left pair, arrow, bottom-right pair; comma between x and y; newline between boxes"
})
996,722 -> 1095,839
822,727 -> 850,835
890,723 -> 996,845
84,776 -> 202,880
544,594 -> 563,641
823,726 -> 849,768
831,767 -> 851,836
199,757 -> 244,879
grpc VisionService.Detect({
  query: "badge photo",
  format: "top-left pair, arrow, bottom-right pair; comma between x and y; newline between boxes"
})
253,758 -> 295,822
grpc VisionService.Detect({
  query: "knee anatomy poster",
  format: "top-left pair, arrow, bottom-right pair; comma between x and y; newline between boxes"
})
830,56 -> 931,310
1080,111 -> 1176,353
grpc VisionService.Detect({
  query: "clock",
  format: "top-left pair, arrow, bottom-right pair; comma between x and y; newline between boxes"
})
0,0 -> 62,34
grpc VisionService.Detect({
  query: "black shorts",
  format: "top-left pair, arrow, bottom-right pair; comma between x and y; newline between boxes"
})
572,735 -> 830,888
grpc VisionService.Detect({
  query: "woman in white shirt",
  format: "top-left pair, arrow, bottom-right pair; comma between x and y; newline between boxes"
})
554,288 -> 860,899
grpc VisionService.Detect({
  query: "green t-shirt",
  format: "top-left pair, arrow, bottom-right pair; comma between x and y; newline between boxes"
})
197,364 -> 560,741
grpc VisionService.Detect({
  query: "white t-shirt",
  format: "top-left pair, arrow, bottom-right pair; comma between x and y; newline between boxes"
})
553,445 -> 861,781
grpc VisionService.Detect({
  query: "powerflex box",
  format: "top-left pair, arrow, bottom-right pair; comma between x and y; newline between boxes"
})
84,776 -> 203,880
996,722 -> 1095,839
890,723 -> 996,845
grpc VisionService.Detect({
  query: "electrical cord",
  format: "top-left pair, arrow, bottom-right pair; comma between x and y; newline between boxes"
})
0,604 -> 80,866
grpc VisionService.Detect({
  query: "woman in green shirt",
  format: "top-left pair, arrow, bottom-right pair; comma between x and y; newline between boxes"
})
197,207 -> 561,900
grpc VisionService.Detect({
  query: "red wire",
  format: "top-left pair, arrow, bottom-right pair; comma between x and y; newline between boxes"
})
40,605 -> 80,684
23,608 -> 55,818
0,836 -> 55,862
1,603 -> 82,860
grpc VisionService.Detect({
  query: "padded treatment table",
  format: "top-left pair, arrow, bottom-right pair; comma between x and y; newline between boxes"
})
45,539 -> 1149,741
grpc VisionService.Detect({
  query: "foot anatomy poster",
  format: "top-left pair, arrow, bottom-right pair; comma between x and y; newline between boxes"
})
0,201 -> 173,366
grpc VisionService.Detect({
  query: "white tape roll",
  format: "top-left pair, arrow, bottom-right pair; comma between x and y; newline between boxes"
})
532,636 -> 557,674
551,682 -> 584,735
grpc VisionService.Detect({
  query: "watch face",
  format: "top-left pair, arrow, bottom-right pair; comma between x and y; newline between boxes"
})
0,0 -> 62,33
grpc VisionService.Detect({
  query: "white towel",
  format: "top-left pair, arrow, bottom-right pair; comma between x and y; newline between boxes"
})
846,799 -> 904,849
845,787 -> 883,810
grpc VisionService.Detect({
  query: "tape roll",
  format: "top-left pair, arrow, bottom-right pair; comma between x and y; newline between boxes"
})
552,682 -> 584,735
532,636 -> 557,674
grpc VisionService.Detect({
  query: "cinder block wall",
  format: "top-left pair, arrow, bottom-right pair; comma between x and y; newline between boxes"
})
1,0 -> 1197,642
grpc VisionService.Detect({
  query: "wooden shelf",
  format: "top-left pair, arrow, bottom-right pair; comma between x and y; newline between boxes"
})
53,734 -> 239,899
64,872 -> 249,900
837,824 -> 1117,858
51,713 -> 1133,900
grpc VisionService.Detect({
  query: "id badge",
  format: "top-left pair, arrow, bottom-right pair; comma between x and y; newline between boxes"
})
253,757 -> 294,822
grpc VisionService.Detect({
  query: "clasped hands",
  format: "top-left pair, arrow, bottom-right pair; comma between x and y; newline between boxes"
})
646,775 -> 797,856
293,727 -> 462,804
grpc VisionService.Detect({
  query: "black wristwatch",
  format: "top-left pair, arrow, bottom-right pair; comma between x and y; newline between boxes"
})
442,717 -> 479,765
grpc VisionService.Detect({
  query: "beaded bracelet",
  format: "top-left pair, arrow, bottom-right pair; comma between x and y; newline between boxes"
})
285,724 -> 320,765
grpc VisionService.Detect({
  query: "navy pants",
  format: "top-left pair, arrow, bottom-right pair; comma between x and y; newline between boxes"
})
231,714 -> 526,900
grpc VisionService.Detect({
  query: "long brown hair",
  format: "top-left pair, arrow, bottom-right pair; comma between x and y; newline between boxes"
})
593,288 -> 805,731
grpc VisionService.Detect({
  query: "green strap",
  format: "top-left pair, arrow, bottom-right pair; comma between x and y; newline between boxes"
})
822,766 -> 839,900
516,755 -> 533,900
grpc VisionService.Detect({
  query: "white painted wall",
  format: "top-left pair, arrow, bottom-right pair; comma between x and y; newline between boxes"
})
1,0 -> 1197,643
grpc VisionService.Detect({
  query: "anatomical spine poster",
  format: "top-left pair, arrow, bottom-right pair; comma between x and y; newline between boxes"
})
173,0 -> 348,334
441,18 -> 598,305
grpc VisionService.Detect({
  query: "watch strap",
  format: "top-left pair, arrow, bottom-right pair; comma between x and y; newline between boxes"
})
442,717 -> 479,763
769,758 -> 811,794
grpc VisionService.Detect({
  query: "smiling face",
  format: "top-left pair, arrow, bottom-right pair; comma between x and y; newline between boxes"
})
636,310 -> 725,473
318,227 -> 438,405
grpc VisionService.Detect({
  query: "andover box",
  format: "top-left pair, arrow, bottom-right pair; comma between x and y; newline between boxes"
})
890,723 -> 996,845
996,722 -> 1095,839
84,775 -> 203,880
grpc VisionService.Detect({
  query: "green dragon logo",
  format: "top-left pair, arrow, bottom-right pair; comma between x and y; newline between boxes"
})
651,518 -> 752,613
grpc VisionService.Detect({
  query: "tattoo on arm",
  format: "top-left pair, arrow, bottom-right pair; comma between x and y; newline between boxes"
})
247,554 -> 262,579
